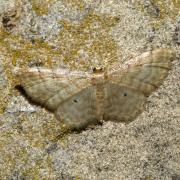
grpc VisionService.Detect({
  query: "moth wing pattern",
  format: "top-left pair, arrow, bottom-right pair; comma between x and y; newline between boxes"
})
16,68 -> 98,129
16,68 -> 95,120
16,48 -> 175,130
104,49 -> 175,122
55,86 -> 98,130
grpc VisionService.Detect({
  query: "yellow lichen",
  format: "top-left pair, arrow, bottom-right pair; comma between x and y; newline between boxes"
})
57,12 -> 120,70
32,0 -> 57,15
151,0 -> 179,20
64,0 -> 85,11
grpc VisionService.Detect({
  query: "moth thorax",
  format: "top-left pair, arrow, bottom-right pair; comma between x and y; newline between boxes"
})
91,74 -> 105,86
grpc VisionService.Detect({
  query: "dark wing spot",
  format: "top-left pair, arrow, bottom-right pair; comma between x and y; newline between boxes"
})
73,99 -> 79,103
124,92 -> 127,97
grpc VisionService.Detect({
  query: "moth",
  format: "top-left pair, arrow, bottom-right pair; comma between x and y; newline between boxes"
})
16,49 -> 175,130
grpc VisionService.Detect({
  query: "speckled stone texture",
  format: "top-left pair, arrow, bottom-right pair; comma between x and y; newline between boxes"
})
0,0 -> 179,179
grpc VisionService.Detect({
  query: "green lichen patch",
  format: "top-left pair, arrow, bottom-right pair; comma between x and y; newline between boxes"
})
57,12 -> 120,71
32,0 -> 57,16
63,0 -> 86,11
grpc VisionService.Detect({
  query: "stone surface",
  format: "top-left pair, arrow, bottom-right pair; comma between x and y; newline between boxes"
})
0,0 -> 179,179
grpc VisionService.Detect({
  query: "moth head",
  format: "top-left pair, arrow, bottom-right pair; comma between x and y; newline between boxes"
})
92,66 -> 104,74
